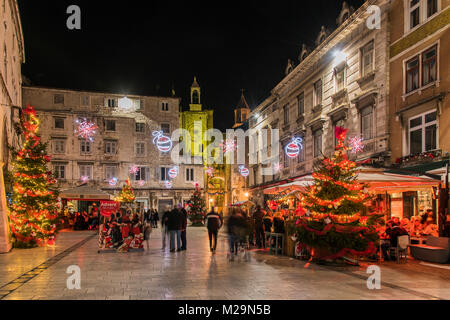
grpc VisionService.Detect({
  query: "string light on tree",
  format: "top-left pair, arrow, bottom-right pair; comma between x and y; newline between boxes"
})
285,137 -> 303,158
152,131 -> 173,153
349,137 -> 364,153
75,118 -> 98,142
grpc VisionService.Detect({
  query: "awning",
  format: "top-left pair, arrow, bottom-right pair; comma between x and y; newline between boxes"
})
264,176 -> 314,195
59,184 -> 115,201
229,200 -> 255,208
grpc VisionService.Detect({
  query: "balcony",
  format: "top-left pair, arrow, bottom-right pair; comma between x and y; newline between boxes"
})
356,71 -> 376,89
395,149 -> 449,168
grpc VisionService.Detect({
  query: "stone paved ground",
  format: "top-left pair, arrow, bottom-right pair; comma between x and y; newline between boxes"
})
0,227 -> 449,300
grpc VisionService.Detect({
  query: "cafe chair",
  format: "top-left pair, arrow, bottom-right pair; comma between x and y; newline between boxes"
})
389,235 -> 409,263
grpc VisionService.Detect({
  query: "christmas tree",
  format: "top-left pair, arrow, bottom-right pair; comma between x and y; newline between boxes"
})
293,127 -> 379,261
8,105 -> 61,248
115,178 -> 136,203
188,183 -> 206,226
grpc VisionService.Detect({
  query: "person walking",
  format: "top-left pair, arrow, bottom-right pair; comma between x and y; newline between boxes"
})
253,206 -> 265,248
180,205 -> 188,251
161,206 -> 170,250
153,210 -> 160,228
205,206 -> 223,253
167,206 -> 183,252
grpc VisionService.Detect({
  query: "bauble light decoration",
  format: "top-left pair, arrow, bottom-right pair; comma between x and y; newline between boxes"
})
109,177 -> 118,186
238,165 -> 249,177
164,180 -> 172,189
285,137 -> 303,158
168,166 -> 179,179
153,131 -> 173,153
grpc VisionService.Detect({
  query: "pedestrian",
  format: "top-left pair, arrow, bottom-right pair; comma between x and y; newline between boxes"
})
180,205 -> 188,251
143,219 -> 152,251
205,206 -> 223,253
253,205 -> 265,248
153,210 -> 160,228
227,209 -> 246,260
161,206 -> 170,250
167,206 -> 183,252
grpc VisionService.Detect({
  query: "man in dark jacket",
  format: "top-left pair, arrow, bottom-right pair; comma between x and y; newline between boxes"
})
167,206 -> 183,252
205,207 -> 223,253
253,206 -> 265,248
381,221 -> 408,261
180,206 -> 188,251
161,207 -> 170,250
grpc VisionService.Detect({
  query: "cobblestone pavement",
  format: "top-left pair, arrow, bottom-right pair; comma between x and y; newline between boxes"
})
0,227 -> 449,300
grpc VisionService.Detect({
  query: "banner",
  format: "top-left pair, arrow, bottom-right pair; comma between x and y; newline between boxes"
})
100,201 -> 120,217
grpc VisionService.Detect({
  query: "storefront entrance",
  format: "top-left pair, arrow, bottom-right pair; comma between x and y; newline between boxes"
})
158,199 -> 173,213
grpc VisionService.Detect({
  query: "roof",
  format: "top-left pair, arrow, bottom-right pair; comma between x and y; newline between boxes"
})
236,91 -> 250,110
60,184 -> 114,200
192,77 -> 200,88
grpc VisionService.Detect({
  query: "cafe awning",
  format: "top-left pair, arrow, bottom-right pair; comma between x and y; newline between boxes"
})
263,167 -> 441,195
59,184 -> 115,201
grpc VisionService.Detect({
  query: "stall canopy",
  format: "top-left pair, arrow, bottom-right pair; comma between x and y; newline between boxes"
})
229,200 -> 255,207
59,185 -> 115,201
263,167 -> 441,195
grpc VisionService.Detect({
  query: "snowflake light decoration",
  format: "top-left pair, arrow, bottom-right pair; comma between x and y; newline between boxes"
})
349,137 -> 364,153
80,176 -> 89,184
129,165 -> 139,175
220,139 -> 236,153
138,180 -> 145,187
206,167 -> 214,177
75,118 -> 98,142
273,163 -> 283,174
109,177 -> 118,186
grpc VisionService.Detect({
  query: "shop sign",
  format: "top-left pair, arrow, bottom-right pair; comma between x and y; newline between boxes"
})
100,201 -> 120,217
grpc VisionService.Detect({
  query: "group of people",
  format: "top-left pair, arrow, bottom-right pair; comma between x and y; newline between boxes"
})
378,209 -> 439,261
69,209 -> 99,231
160,204 -> 188,252
144,209 -> 159,228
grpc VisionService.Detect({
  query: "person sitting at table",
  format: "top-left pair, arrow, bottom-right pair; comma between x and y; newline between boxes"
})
381,220 -> 408,261
421,209 -> 434,224
263,212 -> 273,233
410,217 -> 423,236
422,217 -> 439,237
400,218 -> 411,233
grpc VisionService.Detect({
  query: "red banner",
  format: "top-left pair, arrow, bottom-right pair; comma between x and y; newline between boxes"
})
100,201 -> 120,217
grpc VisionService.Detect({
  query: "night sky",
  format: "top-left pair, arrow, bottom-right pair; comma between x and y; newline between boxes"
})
19,0 -> 365,131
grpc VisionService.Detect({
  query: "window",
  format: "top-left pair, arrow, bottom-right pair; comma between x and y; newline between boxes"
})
105,140 -> 118,155
297,93 -> 304,116
53,164 -> 66,179
105,120 -> 116,131
186,168 -> 194,182
361,106 -> 374,140
161,102 -> 169,111
406,56 -> 420,93
283,105 -> 289,124
79,165 -> 93,179
54,94 -> 64,104
133,99 -> 142,110
80,140 -> 91,155
135,142 -> 145,156
409,110 -> 437,154
54,117 -> 65,129
314,79 -> 323,105
106,98 -> 117,108
105,166 -> 118,180
53,140 -> 66,154
335,65 -> 345,92
409,0 -> 421,29
136,123 -> 145,133
134,167 -> 150,181
160,167 -> 170,181
361,41 -> 374,77
422,45 -> 437,86
313,129 -> 323,158
161,123 -> 170,134
427,0 -> 438,18
81,96 -> 90,106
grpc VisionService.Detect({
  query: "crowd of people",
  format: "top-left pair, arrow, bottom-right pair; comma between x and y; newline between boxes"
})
66,209 -> 99,231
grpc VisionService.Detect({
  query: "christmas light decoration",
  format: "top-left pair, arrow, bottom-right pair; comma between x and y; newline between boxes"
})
8,105 -> 61,248
349,136 -> 364,153
273,162 -> 283,173
114,178 -> 136,203
239,165 -> 249,177
75,118 -> 98,142
152,131 -> 173,153
80,176 -> 90,184
168,166 -> 179,179
285,137 -> 303,158
164,180 -> 172,189
109,177 -> 118,186
206,167 -> 214,177
129,165 -> 139,175
220,139 -> 236,153
138,180 -> 145,187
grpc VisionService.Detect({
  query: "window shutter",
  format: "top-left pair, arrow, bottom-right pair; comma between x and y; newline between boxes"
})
155,167 -> 160,181
145,167 -> 150,181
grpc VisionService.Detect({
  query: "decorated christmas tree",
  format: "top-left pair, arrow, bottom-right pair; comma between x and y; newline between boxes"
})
188,183 -> 206,226
115,178 -> 136,203
293,127 -> 380,261
8,105 -> 61,248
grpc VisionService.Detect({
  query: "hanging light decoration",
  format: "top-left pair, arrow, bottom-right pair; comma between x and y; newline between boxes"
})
239,165 -> 249,177
153,131 -> 173,153
164,180 -> 172,189
220,138 -> 236,153
75,118 -> 98,142
138,180 -> 145,187
206,167 -> 214,177
129,165 -> 140,175
349,137 -> 364,153
273,162 -> 283,173
168,166 -> 179,179
109,177 -> 118,186
284,137 -> 303,158
80,176 -> 89,184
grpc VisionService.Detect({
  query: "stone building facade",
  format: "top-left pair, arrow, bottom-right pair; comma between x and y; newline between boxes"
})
22,86 -> 204,213
248,0 -> 391,206
0,0 -> 24,253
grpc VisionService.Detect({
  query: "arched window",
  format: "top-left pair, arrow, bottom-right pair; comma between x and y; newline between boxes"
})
192,90 -> 199,104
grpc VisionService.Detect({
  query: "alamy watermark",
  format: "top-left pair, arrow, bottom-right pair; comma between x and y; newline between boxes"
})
66,5 -> 81,30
